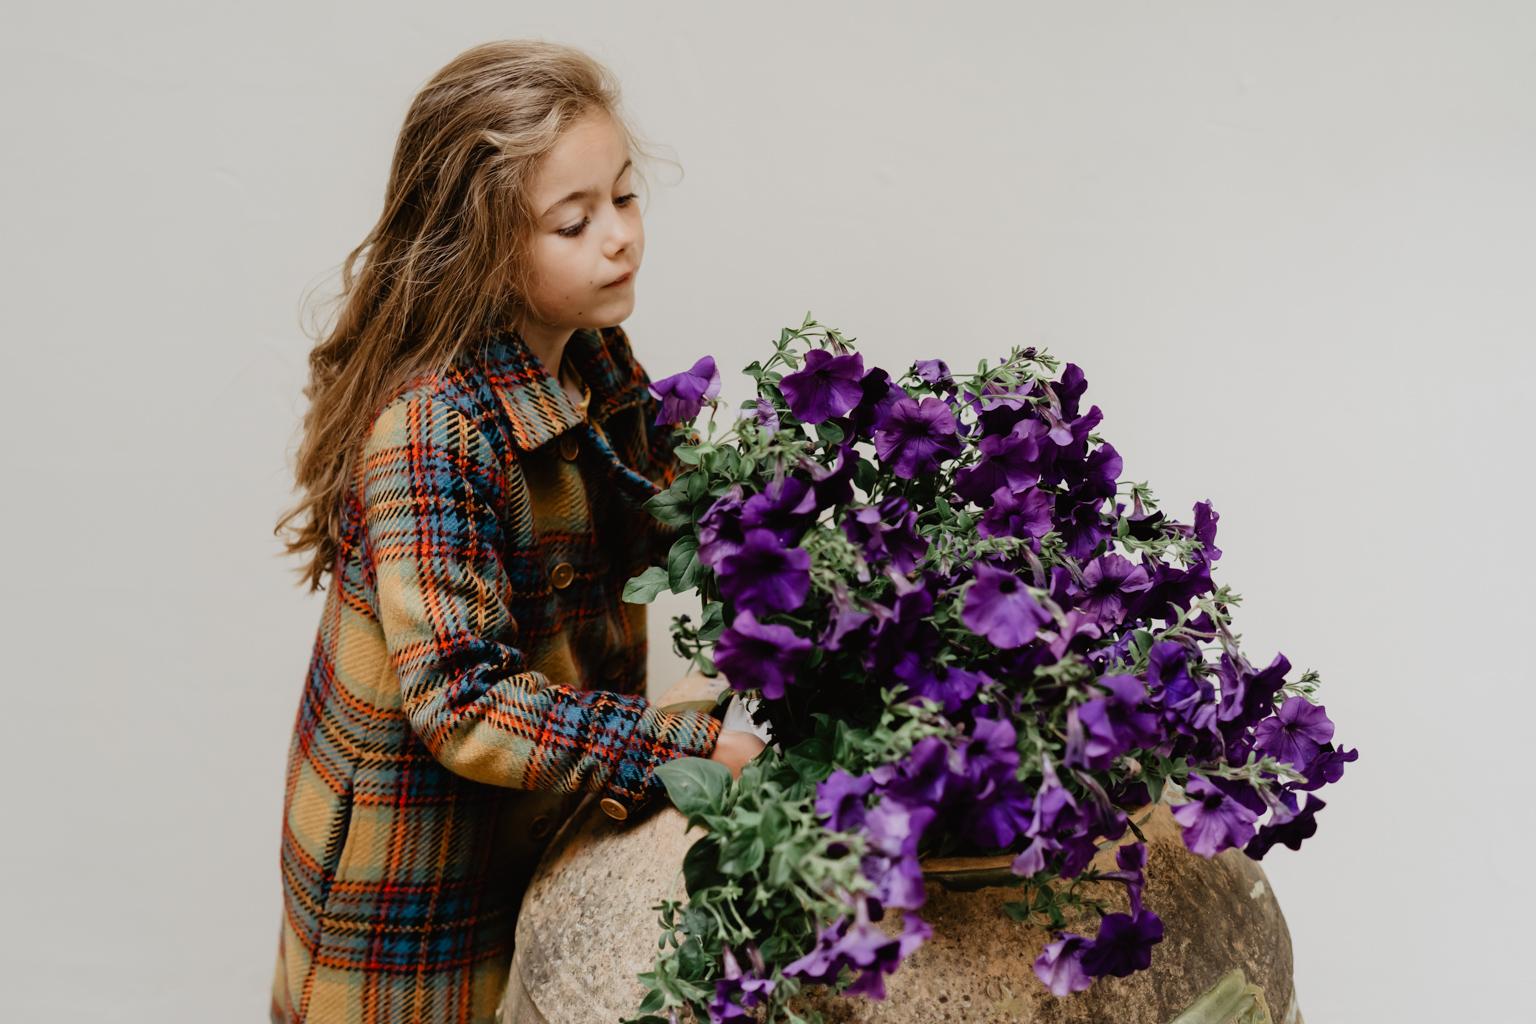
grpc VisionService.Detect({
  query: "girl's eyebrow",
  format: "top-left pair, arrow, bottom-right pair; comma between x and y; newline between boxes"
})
542,158 -> 633,218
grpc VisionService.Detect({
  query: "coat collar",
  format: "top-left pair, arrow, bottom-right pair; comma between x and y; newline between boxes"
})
472,324 -> 654,453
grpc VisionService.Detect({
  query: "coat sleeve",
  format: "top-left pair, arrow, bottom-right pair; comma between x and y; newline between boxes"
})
361,389 -> 721,803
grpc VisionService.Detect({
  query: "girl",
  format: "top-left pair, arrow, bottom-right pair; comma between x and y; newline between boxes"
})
269,40 -> 764,1024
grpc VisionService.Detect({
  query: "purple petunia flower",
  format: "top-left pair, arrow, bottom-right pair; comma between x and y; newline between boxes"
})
1170,774 -> 1260,857
783,899 -> 932,1001
1192,499 -> 1222,562
1253,696 -> 1335,769
843,496 -> 928,576
696,485 -> 748,572
802,441 -> 859,509
1080,907 -> 1164,978
815,769 -> 876,832
896,662 -> 985,717
961,563 -> 1054,650
712,609 -> 812,700
709,944 -> 776,1022
1046,608 -> 1106,661
1146,640 -> 1220,740
861,797 -> 936,911
871,734 -> 957,808
977,482 -> 1054,542
740,475 -> 820,546
872,396 -> 964,479
1217,650 -> 1292,735
649,355 -> 721,426
1078,553 -> 1152,628
1033,933 -> 1093,995
958,716 -> 1035,849
747,397 -> 780,434
955,418 -> 1051,503
819,581 -> 876,652
1245,793 -> 1327,859
1294,743 -> 1358,792
1108,841 -> 1150,912
1064,674 -> 1159,772
716,528 -> 812,615
841,366 -> 909,440
779,348 -> 866,424
913,358 -> 952,385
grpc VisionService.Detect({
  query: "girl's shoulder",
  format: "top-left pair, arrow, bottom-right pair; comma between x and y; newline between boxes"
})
363,322 -> 658,462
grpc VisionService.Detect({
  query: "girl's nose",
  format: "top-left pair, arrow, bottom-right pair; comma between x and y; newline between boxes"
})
607,224 -> 638,255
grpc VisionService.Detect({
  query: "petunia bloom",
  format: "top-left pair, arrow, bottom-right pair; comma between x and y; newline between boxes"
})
716,528 -> 812,615
649,354 -> 721,426
709,944 -> 776,1022
872,396 -> 964,479
779,348 -> 866,424
1033,932 -> 1093,996
1170,773 -> 1260,857
712,610 -> 811,700
1253,696 -> 1335,769
961,563 -> 1053,650
1080,908 -> 1164,978
1245,793 -> 1327,859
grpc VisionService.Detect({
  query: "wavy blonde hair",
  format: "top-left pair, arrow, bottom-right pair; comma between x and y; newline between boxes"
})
275,39 -> 669,592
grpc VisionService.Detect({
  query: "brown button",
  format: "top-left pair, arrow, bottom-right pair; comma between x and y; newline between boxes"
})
550,561 -> 575,589
529,813 -> 555,841
558,433 -> 580,461
599,797 -> 629,821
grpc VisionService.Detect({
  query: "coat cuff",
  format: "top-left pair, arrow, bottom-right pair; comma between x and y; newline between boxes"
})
603,705 -> 723,806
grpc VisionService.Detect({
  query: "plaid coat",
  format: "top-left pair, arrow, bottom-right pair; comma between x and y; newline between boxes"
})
269,324 -> 721,1023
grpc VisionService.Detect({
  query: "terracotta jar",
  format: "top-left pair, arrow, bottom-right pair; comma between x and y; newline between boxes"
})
500,794 -> 1302,1024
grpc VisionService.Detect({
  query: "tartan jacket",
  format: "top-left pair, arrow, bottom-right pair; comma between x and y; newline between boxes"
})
269,324 -> 721,1024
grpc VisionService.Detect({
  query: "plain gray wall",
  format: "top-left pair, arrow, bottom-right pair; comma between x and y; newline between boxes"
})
3,2 -> 1531,1020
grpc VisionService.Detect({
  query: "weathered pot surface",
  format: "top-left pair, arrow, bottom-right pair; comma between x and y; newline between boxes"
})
502,795 -> 1302,1024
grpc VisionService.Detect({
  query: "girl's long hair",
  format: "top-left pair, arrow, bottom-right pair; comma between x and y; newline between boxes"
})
274,39 -> 666,592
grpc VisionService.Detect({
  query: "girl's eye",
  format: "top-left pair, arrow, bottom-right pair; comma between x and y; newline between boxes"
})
557,193 -> 640,238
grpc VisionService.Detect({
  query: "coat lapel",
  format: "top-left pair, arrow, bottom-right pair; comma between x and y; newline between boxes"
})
471,324 -> 670,512
476,325 -> 652,453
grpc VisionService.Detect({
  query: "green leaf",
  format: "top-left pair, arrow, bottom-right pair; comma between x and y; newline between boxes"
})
654,757 -> 732,817
815,420 -> 845,446
674,444 -> 704,465
760,801 -> 790,846
718,834 -> 766,875
667,535 -> 701,592
622,566 -> 671,604
681,836 -> 722,896
644,486 -> 693,527
767,845 -> 794,888
701,601 -> 725,637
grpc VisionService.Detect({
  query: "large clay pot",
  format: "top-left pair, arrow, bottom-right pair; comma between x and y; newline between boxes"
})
500,793 -> 1303,1024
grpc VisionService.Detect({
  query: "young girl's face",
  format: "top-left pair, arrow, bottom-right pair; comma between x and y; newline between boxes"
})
522,109 -> 644,341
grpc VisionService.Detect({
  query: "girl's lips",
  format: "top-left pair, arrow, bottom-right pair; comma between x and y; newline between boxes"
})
604,270 -> 634,287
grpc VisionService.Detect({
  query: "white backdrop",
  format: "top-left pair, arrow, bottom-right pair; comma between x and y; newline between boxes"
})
3,2 -> 1532,1020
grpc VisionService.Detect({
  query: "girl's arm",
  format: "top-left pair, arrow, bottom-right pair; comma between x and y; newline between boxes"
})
361,389 -> 721,804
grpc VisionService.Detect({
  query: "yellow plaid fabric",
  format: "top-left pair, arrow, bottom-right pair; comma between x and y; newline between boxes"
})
269,324 -> 717,1023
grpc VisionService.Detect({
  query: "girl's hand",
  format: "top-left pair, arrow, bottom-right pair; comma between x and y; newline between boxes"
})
708,729 -> 766,779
